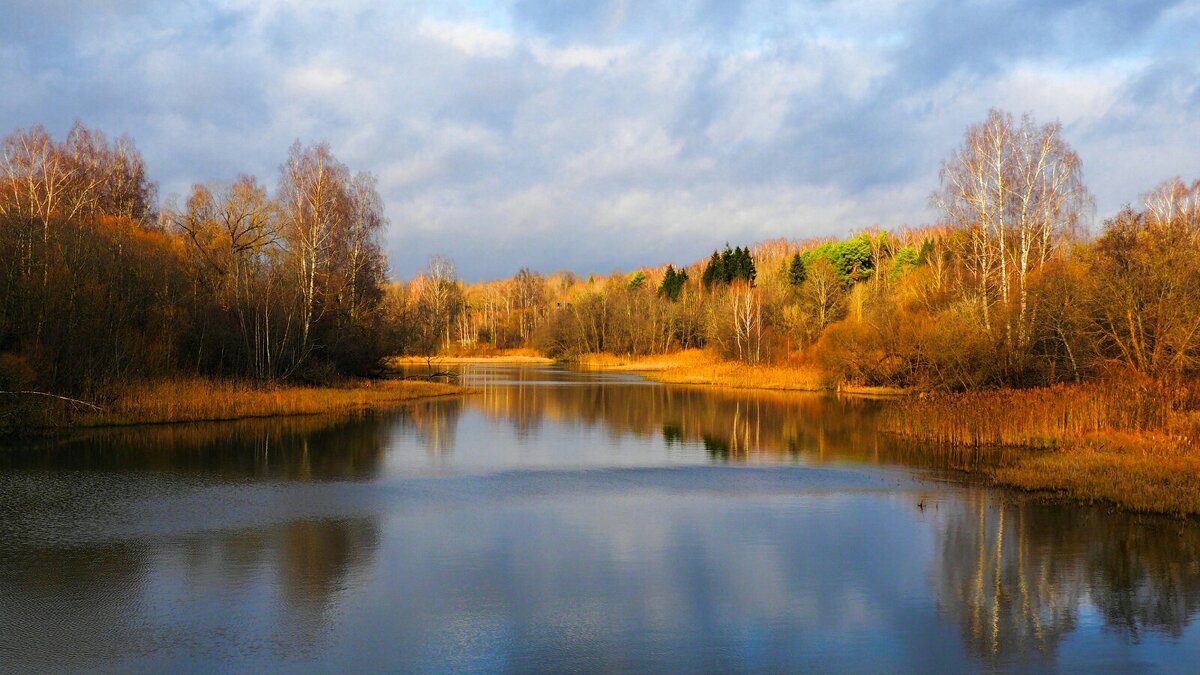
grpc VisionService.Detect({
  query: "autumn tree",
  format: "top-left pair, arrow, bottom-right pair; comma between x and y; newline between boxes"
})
1085,206 -> 1200,378
934,109 -> 1090,364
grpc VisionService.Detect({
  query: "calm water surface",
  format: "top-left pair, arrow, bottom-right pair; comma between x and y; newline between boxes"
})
2,365 -> 1199,672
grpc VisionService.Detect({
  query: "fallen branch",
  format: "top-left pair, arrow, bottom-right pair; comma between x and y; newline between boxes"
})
404,371 -> 459,382
0,390 -> 104,411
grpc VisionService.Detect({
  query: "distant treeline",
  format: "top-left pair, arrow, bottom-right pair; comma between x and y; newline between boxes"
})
400,109 -> 1200,390
0,123 -> 399,399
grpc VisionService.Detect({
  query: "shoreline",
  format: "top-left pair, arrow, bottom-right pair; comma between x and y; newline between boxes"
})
570,350 -> 908,396
3,378 -> 465,435
12,352 -> 1197,517
390,352 -> 554,366
573,350 -> 1200,518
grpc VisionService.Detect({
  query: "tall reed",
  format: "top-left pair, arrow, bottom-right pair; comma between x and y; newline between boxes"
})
5,378 -> 459,430
881,377 -> 1194,448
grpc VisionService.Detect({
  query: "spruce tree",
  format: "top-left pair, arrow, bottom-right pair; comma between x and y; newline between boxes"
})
702,251 -> 721,289
788,253 -> 806,285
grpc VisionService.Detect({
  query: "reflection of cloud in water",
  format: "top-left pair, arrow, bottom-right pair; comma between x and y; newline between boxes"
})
354,492 -> 964,671
1,365 -> 1199,669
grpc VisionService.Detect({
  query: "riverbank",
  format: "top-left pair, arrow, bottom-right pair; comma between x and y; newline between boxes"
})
390,349 -> 554,366
391,355 -> 554,365
572,350 -> 908,396
5,378 -> 462,432
883,383 -> 1200,516
989,433 -> 1200,516
580,351 -> 1200,516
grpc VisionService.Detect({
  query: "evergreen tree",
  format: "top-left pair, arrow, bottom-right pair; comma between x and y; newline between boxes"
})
702,251 -> 722,289
659,265 -> 688,301
719,246 -> 734,283
702,245 -> 756,288
788,253 -> 806,285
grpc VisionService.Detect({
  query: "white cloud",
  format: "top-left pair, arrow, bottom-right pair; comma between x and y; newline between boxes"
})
0,0 -> 1196,280
419,19 -> 517,58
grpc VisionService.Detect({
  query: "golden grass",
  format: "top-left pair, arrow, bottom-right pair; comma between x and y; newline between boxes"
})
880,378 -> 1200,515
881,381 -> 1178,448
390,349 -> 553,365
991,433 -> 1200,516
32,378 -> 461,429
575,349 -> 716,371
575,349 -> 828,392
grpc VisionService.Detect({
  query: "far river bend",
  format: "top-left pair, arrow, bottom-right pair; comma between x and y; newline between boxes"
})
2,364 -> 1199,672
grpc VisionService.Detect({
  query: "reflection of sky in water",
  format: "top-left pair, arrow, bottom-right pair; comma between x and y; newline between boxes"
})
345,493 -> 965,672
2,365 -> 1200,670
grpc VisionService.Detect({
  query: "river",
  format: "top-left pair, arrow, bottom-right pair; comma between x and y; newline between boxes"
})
2,365 -> 1198,671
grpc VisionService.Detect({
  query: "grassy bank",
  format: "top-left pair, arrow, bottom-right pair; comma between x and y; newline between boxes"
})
7,378 -> 461,431
882,381 -> 1200,516
580,352 -> 1200,515
574,349 -> 828,391
573,349 -> 914,395
990,433 -> 1200,516
390,348 -> 554,365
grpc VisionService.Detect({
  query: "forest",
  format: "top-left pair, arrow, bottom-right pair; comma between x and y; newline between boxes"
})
3,110 -> 1200,420
0,123 -> 403,414
399,110 -> 1200,396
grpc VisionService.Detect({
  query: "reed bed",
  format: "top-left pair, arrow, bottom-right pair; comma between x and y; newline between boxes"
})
880,379 -> 1187,448
15,378 -> 460,430
991,433 -> 1200,516
882,377 -> 1200,515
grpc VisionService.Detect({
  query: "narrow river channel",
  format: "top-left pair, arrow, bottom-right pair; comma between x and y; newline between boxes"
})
2,365 -> 1198,671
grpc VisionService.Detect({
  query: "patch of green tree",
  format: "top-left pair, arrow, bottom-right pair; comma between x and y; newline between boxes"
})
702,245 -> 756,288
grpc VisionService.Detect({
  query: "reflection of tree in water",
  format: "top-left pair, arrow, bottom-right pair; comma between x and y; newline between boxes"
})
473,377 -> 546,438
469,380 -> 1012,470
1,415 -> 397,480
398,397 -> 463,456
662,424 -> 683,447
278,518 -> 380,630
1087,515 -> 1200,638
175,516 -> 381,651
0,516 -> 380,667
933,490 -> 1200,666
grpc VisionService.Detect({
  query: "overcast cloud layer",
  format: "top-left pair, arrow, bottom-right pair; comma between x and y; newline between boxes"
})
2,0 -> 1198,280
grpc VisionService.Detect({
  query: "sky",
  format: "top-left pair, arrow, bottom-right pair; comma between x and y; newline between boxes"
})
2,0 -> 1198,281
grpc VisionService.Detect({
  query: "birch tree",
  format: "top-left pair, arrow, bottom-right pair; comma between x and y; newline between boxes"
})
279,141 -> 352,369
935,110 -> 1090,357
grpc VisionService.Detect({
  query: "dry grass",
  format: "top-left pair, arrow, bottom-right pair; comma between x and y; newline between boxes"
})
25,378 -> 461,429
575,349 -> 715,371
881,380 -> 1180,448
991,433 -> 1200,516
880,377 -> 1200,515
390,349 -> 553,365
576,349 -> 827,392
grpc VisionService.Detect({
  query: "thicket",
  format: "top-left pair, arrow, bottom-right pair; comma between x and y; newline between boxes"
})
430,110 -> 1200,395
0,123 -> 401,411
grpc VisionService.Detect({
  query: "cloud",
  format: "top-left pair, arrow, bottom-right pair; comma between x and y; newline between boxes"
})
0,0 -> 1197,280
